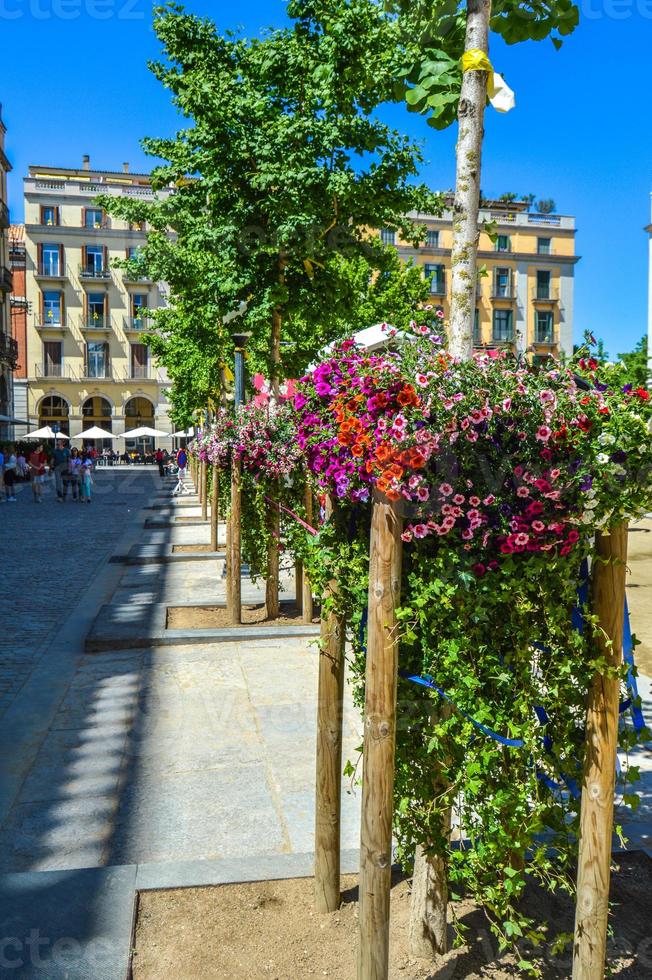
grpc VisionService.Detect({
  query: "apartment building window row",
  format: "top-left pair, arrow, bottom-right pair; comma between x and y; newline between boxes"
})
36,243 -> 152,280
39,339 -> 151,380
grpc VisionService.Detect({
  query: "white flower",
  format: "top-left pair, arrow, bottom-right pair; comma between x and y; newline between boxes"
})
581,512 -> 594,524
584,498 -> 598,511
598,433 -> 615,446
597,453 -> 609,464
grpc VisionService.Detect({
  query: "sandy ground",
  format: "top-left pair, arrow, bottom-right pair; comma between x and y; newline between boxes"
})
166,603 -> 320,629
626,519 -> 652,677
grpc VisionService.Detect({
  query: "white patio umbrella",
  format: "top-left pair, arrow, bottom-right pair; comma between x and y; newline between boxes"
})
24,426 -> 70,440
171,426 -> 195,438
71,426 -> 115,440
118,426 -> 169,439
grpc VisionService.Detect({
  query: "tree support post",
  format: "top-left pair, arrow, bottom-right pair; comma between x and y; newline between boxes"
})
315,497 -> 347,914
211,463 -> 219,552
266,493 -> 280,620
357,492 -> 403,980
302,486 -> 315,624
201,459 -> 208,521
572,524 -> 628,980
230,458 -> 242,625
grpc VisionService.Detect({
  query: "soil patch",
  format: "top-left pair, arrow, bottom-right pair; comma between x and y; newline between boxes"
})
131,853 -> 652,979
172,544 -> 216,553
166,603 -> 319,629
175,515 -> 207,522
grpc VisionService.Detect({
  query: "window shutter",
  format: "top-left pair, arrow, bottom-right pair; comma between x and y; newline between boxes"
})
84,343 -> 89,377
59,244 -> 64,273
81,245 -> 86,271
60,290 -> 65,326
82,208 -> 86,228
104,342 -> 110,376
37,242 -> 43,272
55,206 -> 60,226
104,245 -> 108,270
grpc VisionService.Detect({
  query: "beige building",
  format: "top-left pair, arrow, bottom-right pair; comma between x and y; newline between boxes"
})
0,104 -> 17,437
385,200 -> 578,360
17,157 -> 173,449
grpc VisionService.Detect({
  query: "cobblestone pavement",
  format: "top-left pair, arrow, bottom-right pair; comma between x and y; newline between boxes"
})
0,469 -> 160,720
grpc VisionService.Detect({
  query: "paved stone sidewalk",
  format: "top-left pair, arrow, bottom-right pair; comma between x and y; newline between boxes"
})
0,472 -> 161,721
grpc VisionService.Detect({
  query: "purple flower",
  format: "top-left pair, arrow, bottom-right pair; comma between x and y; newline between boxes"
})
579,475 -> 593,491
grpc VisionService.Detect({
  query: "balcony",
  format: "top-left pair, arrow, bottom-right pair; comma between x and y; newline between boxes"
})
0,334 -> 18,368
130,366 -> 152,380
491,286 -> 515,300
81,315 -> 112,331
79,263 -> 111,282
123,272 -> 154,285
36,315 -> 66,331
124,315 -> 151,333
531,286 -> 559,303
35,264 -> 67,281
33,363 -> 74,381
0,201 -> 9,229
534,333 -> 557,346
0,266 -> 12,292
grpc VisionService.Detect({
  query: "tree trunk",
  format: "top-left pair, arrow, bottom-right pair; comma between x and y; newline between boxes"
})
357,491 -> 403,980
448,0 -> 492,359
230,458 -> 242,625
302,485 -> 314,624
572,524 -> 628,979
266,492 -> 280,620
270,256 -> 287,400
211,463 -> 219,552
200,459 -> 208,521
409,845 -> 449,960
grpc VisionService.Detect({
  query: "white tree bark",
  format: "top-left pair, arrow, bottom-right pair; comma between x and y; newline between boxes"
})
409,844 -> 449,960
448,0 -> 492,360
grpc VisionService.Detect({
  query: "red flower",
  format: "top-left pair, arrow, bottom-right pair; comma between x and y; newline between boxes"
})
634,387 -> 650,401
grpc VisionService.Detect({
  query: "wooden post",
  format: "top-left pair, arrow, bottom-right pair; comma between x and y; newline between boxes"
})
302,486 -> 314,624
201,460 -> 208,521
230,458 -> 242,625
225,510 -> 232,618
357,491 -> 403,980
315,497 -> 347,914
295,558 -> 304,613
572,523 -> 628,980
266,491 -> 280,620
211,463 -> 219,552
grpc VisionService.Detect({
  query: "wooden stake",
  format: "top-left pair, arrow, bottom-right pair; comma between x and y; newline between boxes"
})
302,487 -> 314,624
225,510 -> 232,619
572,524 -> 628,980
266,493 -> 280,620
358,491 -> 403,980
295,558 -> 304,614
201,460 -> 208,521
315,497 -> 347,914
211,463 -> 219,552
230,458 -> 242,625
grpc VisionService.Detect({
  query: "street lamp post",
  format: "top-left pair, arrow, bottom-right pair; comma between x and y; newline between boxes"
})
229,332 -> 250,625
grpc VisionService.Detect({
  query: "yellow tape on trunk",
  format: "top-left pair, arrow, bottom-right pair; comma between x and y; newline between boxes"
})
461,49 -> 515,113
461,48 -> 493,74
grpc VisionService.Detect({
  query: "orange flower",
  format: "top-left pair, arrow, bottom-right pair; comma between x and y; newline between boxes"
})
351,443 -> 364,458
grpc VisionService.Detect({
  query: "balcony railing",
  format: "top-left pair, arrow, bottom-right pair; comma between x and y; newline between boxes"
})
34,363 -> 72,380
81,315 -> 112,330
36,264 -> 66,280
491,285 -> 515,300
124,315 -> 151,332
531,286 -> 559,302
0,267 -> 12,292
130,366 -> 152,380
0,202 -> 9,229
79,263 -> 111,281
427,279 -> 446,296
36,315 -> 66,330
534,332 -> 557,345
0,334 -> 18,368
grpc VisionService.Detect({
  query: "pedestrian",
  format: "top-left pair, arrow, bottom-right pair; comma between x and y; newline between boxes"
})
172,446 -> 188,495
80,458 -> 94,503
3,444 -> 17,502
51,438 -> 71,502
155,447 -> 165,478
28,443 -> 48,503
16,452 -> 28,480
69,447 -> 82,501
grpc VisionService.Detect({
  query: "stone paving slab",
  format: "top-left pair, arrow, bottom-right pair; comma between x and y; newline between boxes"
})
0,864 -> 137,980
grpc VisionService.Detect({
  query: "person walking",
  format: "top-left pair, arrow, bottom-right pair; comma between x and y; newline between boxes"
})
172,446 -> 188,495
29,443 -> 48,503
69,447 -> 82,501
51,438 -> 71,502
3,445 -> 17,501
16,451 -> 28,480
155,447 -> 165,479
80,458 -> 94,503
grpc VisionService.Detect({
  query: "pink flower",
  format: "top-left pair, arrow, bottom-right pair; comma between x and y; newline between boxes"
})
416,374 -> 428,387
536,425 -> 552,442
401,530 -> 413,543
441,504 -> 455,516
502,397 -> 512,412
517,486 -> 530,498
453,494 -> 465,505
469,496 -> 480,506
413,524 -> 428,539
532,520 -> 545,533
466,431 -> 478,443
550,468 -> 561,480
416,487 -> 430,502
435,309 -> 445,319
439,483 -> 453,497
540,389 -> 556,405
462,529 -> 474,540
442,516 -> 456,530
483,494 -> 496,506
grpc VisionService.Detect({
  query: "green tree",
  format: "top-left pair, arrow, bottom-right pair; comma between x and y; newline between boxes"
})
99,0 -> 438,416
618,335 -> 650,388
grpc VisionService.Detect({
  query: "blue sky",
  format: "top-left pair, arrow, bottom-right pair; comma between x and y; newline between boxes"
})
1,0 -> 650,356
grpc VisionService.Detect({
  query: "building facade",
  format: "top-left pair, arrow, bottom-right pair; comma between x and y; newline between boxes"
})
386,200 -> 578,358
646,197 -> 652,384
0,104 -> 17,437
16,158 -> 172,448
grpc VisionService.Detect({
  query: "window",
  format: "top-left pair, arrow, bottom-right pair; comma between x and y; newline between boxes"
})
424,263 -> 445,295
38,395 -> 69,433
536,270 -> 551,299
426,229 -> 439,248
495,234 -> 511,253
43,341 -> 62,377
131,293 -> 148,329
86,341 -> 108,378
43,290 -> 63,325
84,208 -> 104,229
537,237 -> 552,255
40,243 -> 62,276
82,244 -> 107,277
41,206 -> 59,226
131,343 -> 149,379
380,228 -> 396,245
126,246 -> 141,260
82,396 -> 112,420
493,309 -> 513,342
87,292 -> 106,327
535,310 -> 554,343
473,308 -> 481,345
493,267 -> 511,298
